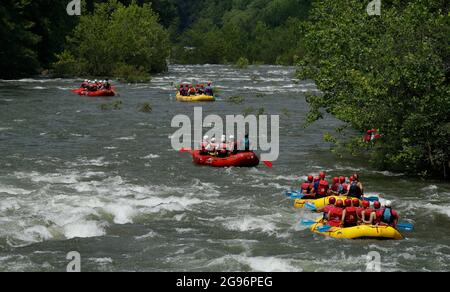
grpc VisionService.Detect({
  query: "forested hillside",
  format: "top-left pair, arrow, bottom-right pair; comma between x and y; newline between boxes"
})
0,0 -> 311,78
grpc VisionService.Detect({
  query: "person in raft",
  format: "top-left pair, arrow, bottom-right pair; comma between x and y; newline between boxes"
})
204,82 -> 214,96
81,79 -> 89,89
300,175 -> 315,198
327,199 -> 345,227
316,196 -> 337,220
376,201 -> 399,228
228,135 -> 238,154
200,135 -> 209,154
361,201 -> 382,225
345,174 -> 364,199
207,137 -> 219,155
218,135 -> 228,157
241,134 -> 251,152
315,171 -> 329,199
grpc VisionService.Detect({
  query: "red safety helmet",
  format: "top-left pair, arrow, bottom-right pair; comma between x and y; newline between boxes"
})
333,177 -> 339,184
319,172 -> 326,179
339,176 -> 346,184
352,199 -> 360,207
344,199 -> 352,207
328,197 -> 336,205
362,201 -> 370,208
336,200 -> 344,208
314,176 -> 320,182
307,175 -> 314,182
374,201 -> 381,209
349,176 -> 355,182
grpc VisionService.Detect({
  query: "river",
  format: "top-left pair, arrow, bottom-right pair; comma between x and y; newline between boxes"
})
0,65 -> 449,272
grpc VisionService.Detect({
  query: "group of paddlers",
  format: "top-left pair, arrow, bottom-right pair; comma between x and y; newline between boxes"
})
300,172 -> 399,228
80,79 -> 112,92
200,134 -> 250,157
178,83 -> 214,96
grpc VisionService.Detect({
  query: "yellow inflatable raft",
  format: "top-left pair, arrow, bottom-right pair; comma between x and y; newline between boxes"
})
294,196 -> 360,210
310,219 -> 403,240
176,93 -> 215,102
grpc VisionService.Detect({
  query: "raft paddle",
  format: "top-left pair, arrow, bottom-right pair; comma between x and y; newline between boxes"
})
300,219 -> 317,226
285,190 -> 304,200
396,223 -> 414,231
304,202 -> 317,211
317,225 -> 333,233
263,161 -> 273,168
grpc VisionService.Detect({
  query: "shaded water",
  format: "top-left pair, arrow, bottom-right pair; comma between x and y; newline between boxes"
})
0,65 -> 449,272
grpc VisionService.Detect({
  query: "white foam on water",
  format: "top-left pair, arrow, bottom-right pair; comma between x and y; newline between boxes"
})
63,221 -> 106,239
206,254 -> 301,272
223,216 -> 278,235
67,157 -> 110,167
15,171 -> 79,184
422,185 -> 438,191
32,86 -> 46,90
236,255 -> 301,272
175,228 -> 196,234
0,185 -> 32,195
91,257 -> 113,264
143,154 -> 160,159
135,231 -> 158,240
104,204 -> 136,224
116,136 -> 136,141
21,226 -> 53,242
273,175 -> 303,181
422,203 -> 450,218
0,199 -> 21,212
0,127 -> 12,131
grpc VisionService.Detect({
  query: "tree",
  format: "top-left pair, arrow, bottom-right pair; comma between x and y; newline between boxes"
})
298,0 -> 450,178
54,0 -> 170,80
0,0 -> 40,78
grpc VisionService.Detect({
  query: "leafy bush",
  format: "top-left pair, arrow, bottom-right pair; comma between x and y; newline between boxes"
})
235,57 -> 250,69
139,103 -> 153,113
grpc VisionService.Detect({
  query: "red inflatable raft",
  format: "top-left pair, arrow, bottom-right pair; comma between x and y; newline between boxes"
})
192,150 -> 260,167
71,88 -> 116,97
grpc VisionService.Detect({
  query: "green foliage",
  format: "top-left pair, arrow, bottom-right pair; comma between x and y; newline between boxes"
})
52,51 -> 81,77
139,102 -> 153,113
113,64 -> 151,83
100,100 -> 123,110
172,0 -> 311,64
0,0 -> 40,78
54,0 -> 170,78
298,0 -> 450,178
235,57 -> 250,69
242,107 -> 255,116
227,95 -> 245,104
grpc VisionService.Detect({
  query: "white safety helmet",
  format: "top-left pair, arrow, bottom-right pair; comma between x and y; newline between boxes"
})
203,135 -> 209,141
385,200 -> 392,208
211,137 -> 216,143
221,135 -> 226,143
84,79 -> 88,82
229,135 -> 235,140
94,79 -> 98,83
